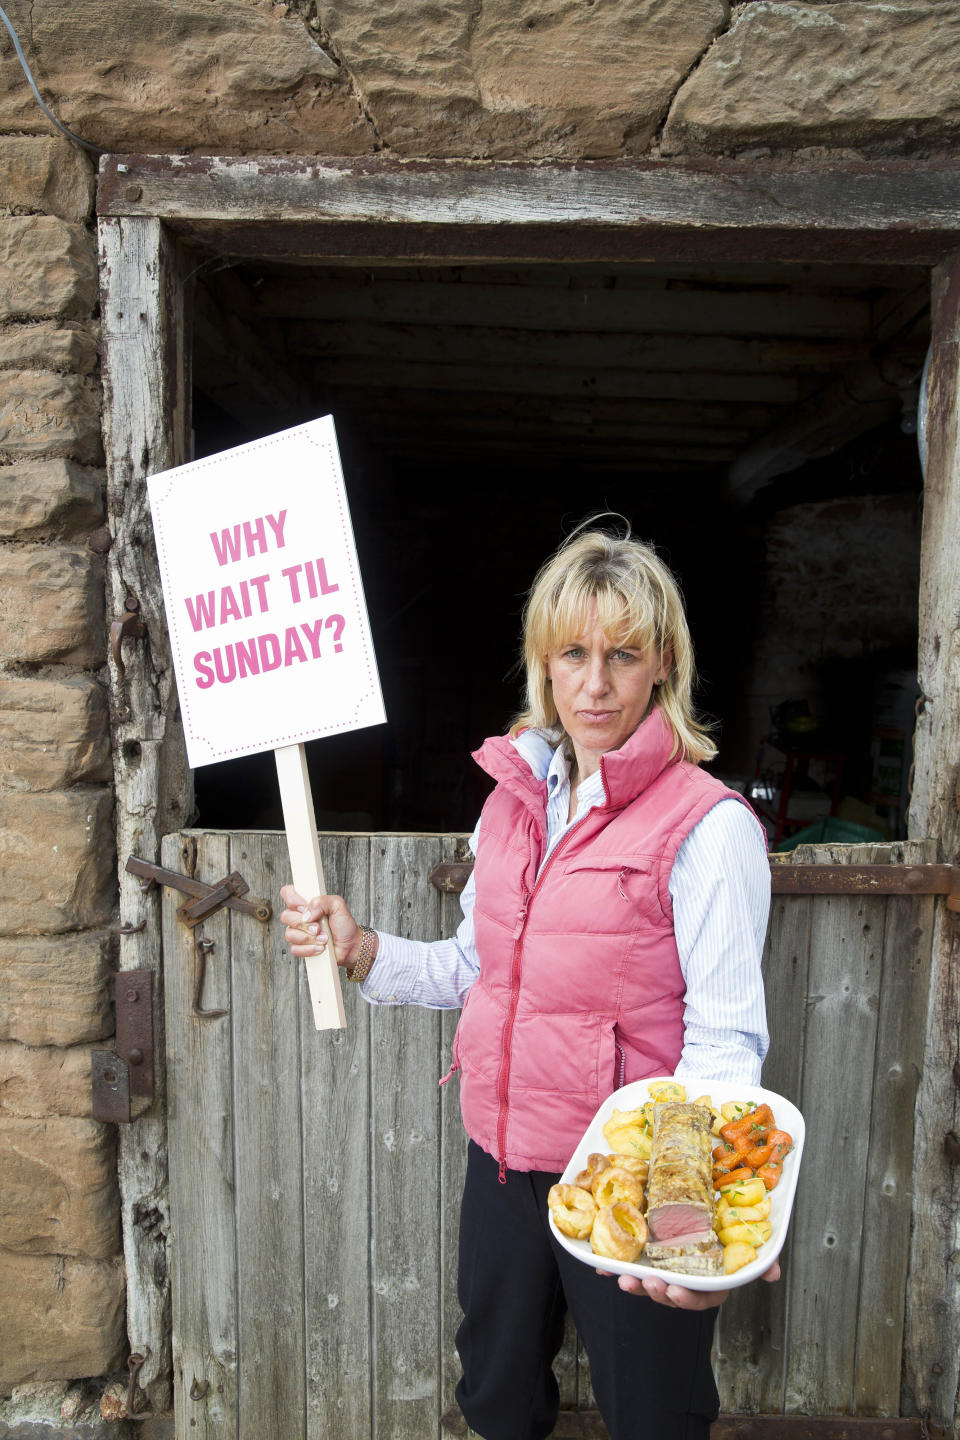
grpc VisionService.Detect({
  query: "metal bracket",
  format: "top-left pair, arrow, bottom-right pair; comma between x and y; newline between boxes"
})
92,970 -> 154,1122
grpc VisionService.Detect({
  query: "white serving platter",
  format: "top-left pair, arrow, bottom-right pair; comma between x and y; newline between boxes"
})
549,1077 -> 805,1293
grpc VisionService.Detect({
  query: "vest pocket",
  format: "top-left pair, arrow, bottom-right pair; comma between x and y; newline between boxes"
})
556,854 -> 662,930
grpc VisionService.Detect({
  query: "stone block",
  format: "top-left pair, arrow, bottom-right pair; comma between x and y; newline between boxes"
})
0,324 -> 99,377
0,460 -> 103,541
0,137 -> 95,223
0,0 -> 374,154
0,1115 -> 119,1258
320,0 -> 728,157
0,932 -> 112,1046
0,545 -> 105,665
662,1 -> 960,155
0,675 -> 111,790
0,1251 -> 125,1386
0,1042 -> 101,1119
0,788 -> 115,935
0,218 -> 96,324
0,372 -> 102,466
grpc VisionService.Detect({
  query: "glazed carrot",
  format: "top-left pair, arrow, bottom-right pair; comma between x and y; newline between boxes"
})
713,1143 -> 746,1173
766,1129 -> 793,1163
719,1118 -> 755,1146
745,1141 -> 773,1168
717,1167 -> 756,1191
720,1104 -> 774,1147
757,1161 -> 782,1190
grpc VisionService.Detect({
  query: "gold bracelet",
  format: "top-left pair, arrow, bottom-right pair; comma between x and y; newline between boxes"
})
348,926 -> 377,984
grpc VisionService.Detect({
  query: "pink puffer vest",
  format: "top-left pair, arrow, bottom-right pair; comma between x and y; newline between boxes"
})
450,708 -> 751,1174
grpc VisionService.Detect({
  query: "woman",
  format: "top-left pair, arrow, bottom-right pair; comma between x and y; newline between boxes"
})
281,526 -> 774,1440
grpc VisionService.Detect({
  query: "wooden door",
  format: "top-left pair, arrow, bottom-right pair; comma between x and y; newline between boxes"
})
162,831 -> 938,1439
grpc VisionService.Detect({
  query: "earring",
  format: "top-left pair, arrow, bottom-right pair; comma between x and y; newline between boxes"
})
654,677 -> 664,687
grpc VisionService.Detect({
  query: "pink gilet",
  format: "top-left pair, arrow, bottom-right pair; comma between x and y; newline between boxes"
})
449,708 -> 751,1174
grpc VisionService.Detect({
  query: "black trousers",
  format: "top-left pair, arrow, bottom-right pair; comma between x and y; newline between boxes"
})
455,1142 -> 719,1440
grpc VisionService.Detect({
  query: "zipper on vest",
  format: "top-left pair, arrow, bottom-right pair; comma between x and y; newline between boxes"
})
496,890 -> 530,1181
615,1041 -> 626,1090
493,802 -> 601,1176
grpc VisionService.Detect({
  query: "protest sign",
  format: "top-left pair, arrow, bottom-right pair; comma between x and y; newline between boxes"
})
148,416 -> 385,1029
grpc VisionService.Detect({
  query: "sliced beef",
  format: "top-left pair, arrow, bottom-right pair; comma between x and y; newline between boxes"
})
644,1101 -> 720,1273
643,1238 -> 724,1276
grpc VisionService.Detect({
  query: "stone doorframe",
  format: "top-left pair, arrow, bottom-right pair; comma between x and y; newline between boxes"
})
97,156 -> 960,1427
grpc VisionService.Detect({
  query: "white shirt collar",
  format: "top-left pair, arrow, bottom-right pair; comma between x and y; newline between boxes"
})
510,728 -> 605,809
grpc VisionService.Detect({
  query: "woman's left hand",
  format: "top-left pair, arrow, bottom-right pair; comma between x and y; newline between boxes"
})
612,1259 -> 781,1309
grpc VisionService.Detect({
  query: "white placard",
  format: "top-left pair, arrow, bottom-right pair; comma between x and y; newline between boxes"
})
147,416 -> 385,769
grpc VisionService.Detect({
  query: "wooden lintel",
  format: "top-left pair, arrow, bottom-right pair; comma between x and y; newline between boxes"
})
97,157 -> 960,265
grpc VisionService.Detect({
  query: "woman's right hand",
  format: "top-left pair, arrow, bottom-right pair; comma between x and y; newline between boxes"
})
279,884 -> 364,970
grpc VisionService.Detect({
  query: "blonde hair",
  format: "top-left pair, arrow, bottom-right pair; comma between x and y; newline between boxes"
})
511,526 -> 716,764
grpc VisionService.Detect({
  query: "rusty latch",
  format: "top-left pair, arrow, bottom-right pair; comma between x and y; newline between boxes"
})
125,856 -> 272,925
92,970 -> 154,1123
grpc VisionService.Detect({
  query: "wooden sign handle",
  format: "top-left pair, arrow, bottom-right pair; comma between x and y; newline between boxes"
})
274,742 -> 347,1031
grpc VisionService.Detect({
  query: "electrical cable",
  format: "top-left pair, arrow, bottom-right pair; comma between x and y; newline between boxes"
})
0,1 -> 106,155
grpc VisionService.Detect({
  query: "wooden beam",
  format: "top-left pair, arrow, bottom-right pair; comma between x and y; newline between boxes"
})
903,250 -> 960,1437
372,435 -> 737,465
285,319 -> 863,375
311,356 -> 805,404
99,216 -> 193,1411
326,388 -> 781,432
350,414 -> 755,448
97,157 -> 960,264
258,276 -> 872,339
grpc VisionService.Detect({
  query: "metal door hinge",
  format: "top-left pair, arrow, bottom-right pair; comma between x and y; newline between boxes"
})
92,970 -> 154,1123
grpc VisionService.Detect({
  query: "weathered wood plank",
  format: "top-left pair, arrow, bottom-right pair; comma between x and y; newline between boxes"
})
163,831 -> 238,1440
854,843 -> 937,1415
98,157 -> 960,263
439,835 -> 470,1422
715,888 -> 811,1415
903,252 -> 960,1436
99,213 -> 193,1410
229,831 -> 306,1440
370,835 -> 445,1440
301,833 -> 373,1440
784,847 -> 886,1415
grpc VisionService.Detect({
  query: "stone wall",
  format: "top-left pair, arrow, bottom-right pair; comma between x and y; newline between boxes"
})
0,135 -> 124,1399
0,0 -> 958,159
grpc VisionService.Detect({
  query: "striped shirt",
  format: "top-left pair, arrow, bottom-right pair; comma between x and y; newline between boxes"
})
363,730 -> 770,1086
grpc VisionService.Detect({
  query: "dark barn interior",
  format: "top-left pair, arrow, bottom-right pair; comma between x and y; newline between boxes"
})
188,258 -> 928,843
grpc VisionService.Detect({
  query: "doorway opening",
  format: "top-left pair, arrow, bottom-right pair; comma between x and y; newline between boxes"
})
189,258 -> 928,842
